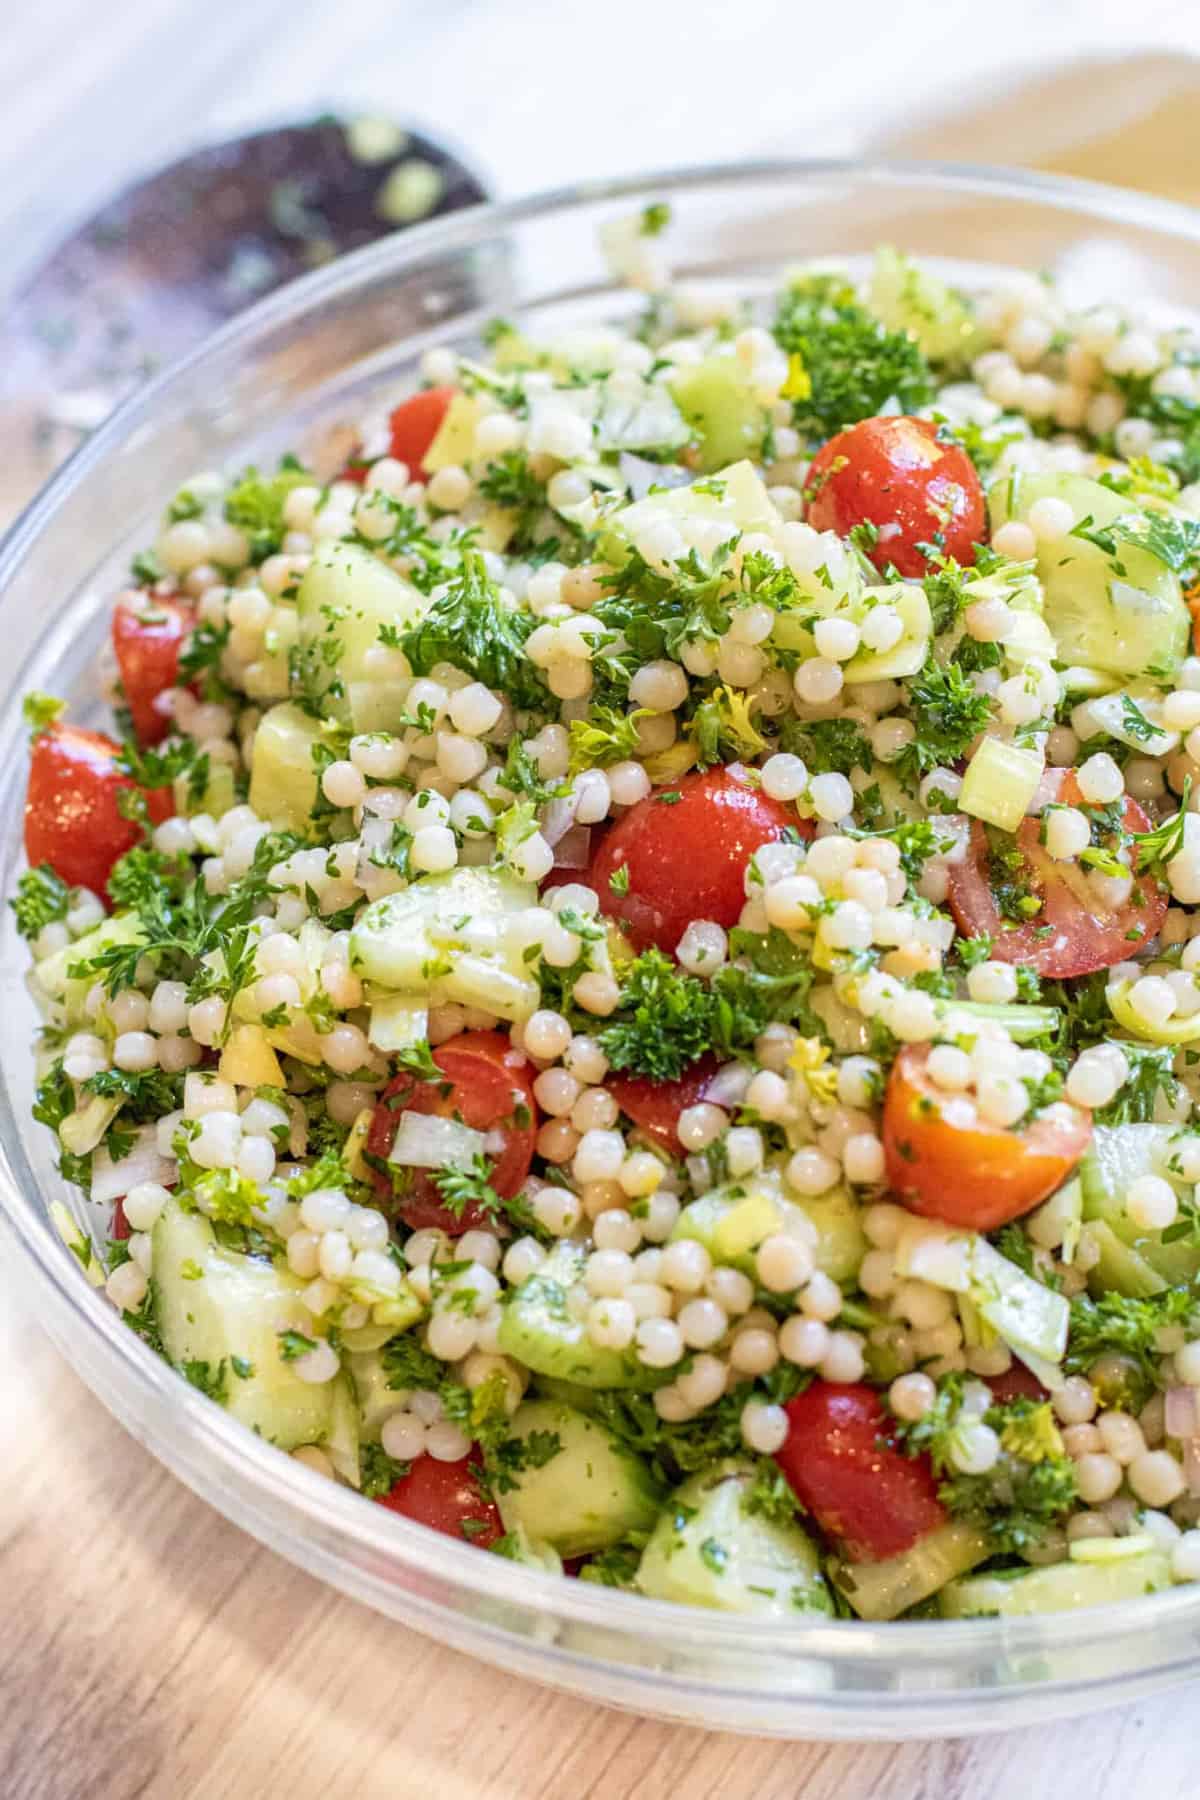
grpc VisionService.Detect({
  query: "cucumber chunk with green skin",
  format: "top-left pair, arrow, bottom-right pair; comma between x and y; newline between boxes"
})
670,1169 -> 866,1285
636,1460 -> 832,1616
1079,1123 -> 1200,1286
247,701 -> 324,830
295,540 -> 426,730
494,1398 -> 662,1556
868,246 -> 982,367
347,1348 -> 411,1441
349,866 -> 539,1021
153,1199 -> 338,1448
831,1519 -> 992,1621
670,357 -> 767,471
987,472 -> 1189,680
939,1548 -> 1171,1617
497,1245 -> 657,1389
33,911 -> 146,1027
936,1000 -> 1062,1043
601,459 -> 782,566
1084,1219 -> 1167,1298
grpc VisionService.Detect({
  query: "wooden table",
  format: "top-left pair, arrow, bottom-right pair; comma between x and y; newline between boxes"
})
5,3 -> 1200,1794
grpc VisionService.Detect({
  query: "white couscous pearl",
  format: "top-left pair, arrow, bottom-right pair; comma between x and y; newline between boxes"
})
741,1400 -> 789,1454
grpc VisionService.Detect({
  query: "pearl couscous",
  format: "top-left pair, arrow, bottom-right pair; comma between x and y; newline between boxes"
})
20,219 -> 1200,1620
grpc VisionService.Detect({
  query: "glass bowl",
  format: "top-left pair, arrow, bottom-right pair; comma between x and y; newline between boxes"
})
6,159 -> 1200,1740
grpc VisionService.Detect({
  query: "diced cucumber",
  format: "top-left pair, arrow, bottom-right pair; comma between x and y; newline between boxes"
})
671,1168 -> 866,1285
1083,1219 -> 1168,1298
495,1397 -> 662,1556
960,735 -> 1044,834
670,356 -> 766,471
893,1218 -> 1069,1376
636,1460 -> 832,1616
671,1183 -> 784,1269
60,1093 -> 122,1156
1079,1123 -> 1200,1285
350,866 -> 540,1021
939,1548 -> 1171,1617
796,1185 -> 868,1284
831,1519 -> 991,1621
367,994 -> 429,1054
247,701 -> 323,830
1075,686 -> 1178,759
1028,1175 -> 1083,1264
174,757 -> 237,820
34,911 -> 146,1027
841,585 -> 932,684
347,1347 -> 410,1440
988,472 -> 1189,681
868,246 -> 981,366
808,983 -> 872,1053
935,999 -> 1062,1044
771,581 -> 928,683
153,1199 -> 338,1448
296,540 -> 426,729
601,459 -> 782,565
1107,977 -> 1200,1046
325,1373 -> 361,1486
493,1525 -> 564,1576
497,1244 -> 656,1389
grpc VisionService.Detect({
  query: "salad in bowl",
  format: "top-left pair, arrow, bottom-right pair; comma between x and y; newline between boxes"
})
18,217 -> 1200,1626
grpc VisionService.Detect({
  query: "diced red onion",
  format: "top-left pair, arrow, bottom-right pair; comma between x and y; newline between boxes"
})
552,825 -> 593,870
541,794 -> 579,847
1185,1435 -> 1200,1499
619,453 -> 691,502
1165,1385 -> 1199,1438
90,1126 -> 176,1206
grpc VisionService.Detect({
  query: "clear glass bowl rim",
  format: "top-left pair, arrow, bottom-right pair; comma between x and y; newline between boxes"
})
7,153 -> 1200,1715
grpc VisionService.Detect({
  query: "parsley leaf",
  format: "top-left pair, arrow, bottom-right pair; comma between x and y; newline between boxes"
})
11,864 -> 74,939
400,549 -> 551,714
774,274 -> 932,442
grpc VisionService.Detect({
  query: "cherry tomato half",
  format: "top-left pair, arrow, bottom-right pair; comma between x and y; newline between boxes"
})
946,768 -> 1168,979
387,386 -> 457,480
366,1030 -> 538,1233
592,766 -> 807,955
375,1451 -> 502,1547
24,724 -> 173,900
805,416 -> 985,578
775,1382 -> 946,1562
985,1362 -> 1049,1407
882,1043 -> 1092,1232
112,593 -> 193,746
607,1054 -> 721,1150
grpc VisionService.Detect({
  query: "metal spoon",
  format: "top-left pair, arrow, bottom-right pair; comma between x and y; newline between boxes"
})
0,114 -> 489,521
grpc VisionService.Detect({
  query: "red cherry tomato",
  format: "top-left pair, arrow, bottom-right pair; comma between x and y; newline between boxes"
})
882,1043 -> 1092,1232
112,593 -> 194,746
775,1382 -> 946,1562
946,768 -> 1168,979
387,387 -> 457,480
366,1030 -> 538,1233
375,1451 -> 502,1547
24,724 -> 173,900
592,766 -> 808,955
607,1054 -> 721,1150
805,416 -> 985,577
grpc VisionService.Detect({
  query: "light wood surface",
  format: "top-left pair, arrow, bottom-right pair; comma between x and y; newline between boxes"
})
5,4 -> 1200,1795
